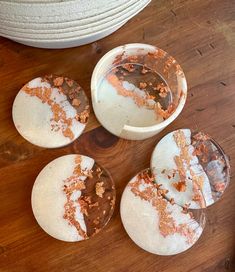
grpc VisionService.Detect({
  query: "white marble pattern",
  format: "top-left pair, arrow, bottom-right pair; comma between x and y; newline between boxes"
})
12,77 -> 86,148
120,173 -> 204,255
151,129 -> 214,208
31,154 -> 94,242
95,78 -> 161,136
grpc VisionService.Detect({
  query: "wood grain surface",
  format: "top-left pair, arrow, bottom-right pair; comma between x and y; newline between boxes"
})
0,0 -> 235,271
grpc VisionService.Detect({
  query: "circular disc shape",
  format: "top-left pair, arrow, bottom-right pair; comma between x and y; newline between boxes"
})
151,129 -> 230,209
31,154 -> 116,242
12,75 -> 90,148
120,169 -> 205,255
91,44 -> 187,140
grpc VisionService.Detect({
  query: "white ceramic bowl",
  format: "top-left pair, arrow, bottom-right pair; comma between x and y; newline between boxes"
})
91,44 -> 187,140
0,1 -> 150,49
9,22 -> 126,49
0,0 -> 138,31
0,0 -> 143,39
0,0 -> 131,22
0,0 -> 151,48
0,0 -> 125,15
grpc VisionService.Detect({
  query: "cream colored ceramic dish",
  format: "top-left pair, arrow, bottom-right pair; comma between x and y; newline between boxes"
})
0,0 -> 144,39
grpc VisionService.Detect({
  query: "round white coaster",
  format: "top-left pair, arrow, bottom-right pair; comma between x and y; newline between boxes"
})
32,154 -> 116,242
13,75 -> 90,148
120,169 -> 205,255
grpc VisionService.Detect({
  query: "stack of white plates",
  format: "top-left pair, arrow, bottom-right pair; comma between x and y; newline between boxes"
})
0,0 -> 151,49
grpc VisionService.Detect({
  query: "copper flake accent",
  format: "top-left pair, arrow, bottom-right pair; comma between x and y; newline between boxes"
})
63,155 -> 88,239
129,170 -> 198,245
22,75 -> 89,141
23,85 -> 75,140
95,182 -> 105,198
173,130 -> 206,208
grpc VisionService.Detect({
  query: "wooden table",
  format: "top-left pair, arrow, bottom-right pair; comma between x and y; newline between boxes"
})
0,0 -> 234,271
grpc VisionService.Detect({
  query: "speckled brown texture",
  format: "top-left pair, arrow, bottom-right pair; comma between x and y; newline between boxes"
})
114,64 -> 171,110
81,163 -> 116,237
43,74 -> 90,124
62,155 -> 116,239
191,131 -> 230,200
110,49 -> 185,120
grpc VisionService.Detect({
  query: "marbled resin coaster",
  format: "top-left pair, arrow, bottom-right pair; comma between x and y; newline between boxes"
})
120,169 -> 205,255
12,75 -> 89,148
151,129 -> 230,209
91,44 -> 187,140
32,154 -> 115,241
